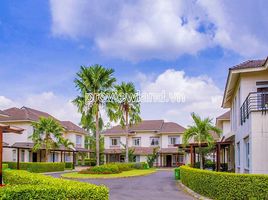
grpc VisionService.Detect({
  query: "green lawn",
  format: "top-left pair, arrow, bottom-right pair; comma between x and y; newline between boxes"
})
61,169 -> 156,179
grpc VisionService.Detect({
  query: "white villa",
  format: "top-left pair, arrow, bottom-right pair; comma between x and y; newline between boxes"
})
222,58 -> 268,174
102,120 -> 186,167
0,106 -> 88,163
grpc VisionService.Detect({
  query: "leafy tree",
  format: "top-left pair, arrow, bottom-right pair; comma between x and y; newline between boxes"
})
108,82 -> 141,163
60,138 -> 75,162
183,113 -> 222,169
121,143 -> 135,162
146,147 -> 159,168
73,65 -> 116,166
31,117 -> 65,162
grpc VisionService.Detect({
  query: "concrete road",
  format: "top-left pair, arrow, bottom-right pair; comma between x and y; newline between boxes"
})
50,170 -> 194,200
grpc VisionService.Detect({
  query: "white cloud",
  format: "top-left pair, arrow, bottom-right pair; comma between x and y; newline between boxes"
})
138,69 -> 226,126
0,92 -> 81,124
49,0 -> 268,61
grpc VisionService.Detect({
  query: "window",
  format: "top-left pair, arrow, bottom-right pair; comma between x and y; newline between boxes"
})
110,137 -> 120,146
245,138 -> 250,169
76,135 -> 82,148
21,150 -> 25,162
237,142 -> 240,166
150,137 -> 159,146
168,136 -> 180,145
133,155 -> 140,163
132,137 -> 141,146
12,150 -> 16,161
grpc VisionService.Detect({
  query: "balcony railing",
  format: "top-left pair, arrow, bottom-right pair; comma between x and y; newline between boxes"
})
240,92 -> 268,124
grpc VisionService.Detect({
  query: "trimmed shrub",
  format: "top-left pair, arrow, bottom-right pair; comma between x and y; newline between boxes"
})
180,165 -> 268,200
64,162 -> 73,169
4,162 -> 64,173
2,164 -> 8,170
84,158 -> 96,166
79,164 -> 120,174
132,162 -> 148,169
108,163 -> 134,171
2,170 -> 108,200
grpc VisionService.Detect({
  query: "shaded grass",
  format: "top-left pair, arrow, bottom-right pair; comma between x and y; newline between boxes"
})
62,169 -> 156,179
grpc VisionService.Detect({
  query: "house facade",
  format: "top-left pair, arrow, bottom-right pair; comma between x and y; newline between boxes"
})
0,106 -> 88,163
216,111 -> 235,171
102,120 -> 185,167
222,58 -> 268,174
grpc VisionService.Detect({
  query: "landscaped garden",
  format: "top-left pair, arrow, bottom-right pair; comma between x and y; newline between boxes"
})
177,165 -> 268,200
62,162 -> 156,179
1,169 -> 108,200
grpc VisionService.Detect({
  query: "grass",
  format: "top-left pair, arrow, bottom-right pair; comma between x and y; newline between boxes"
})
61,169 -> 156,179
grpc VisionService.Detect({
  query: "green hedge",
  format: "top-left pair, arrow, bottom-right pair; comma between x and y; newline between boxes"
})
79,164 -> 120,174
180,166 -> 268,200
4,162 -> 65,173
2,170 -> 108,200
64,162 -> 73,169
84,158 -> 96,166
2,164 -> 8,170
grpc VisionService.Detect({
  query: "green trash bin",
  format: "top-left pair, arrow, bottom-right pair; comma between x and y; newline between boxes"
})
174,168 -> 180,180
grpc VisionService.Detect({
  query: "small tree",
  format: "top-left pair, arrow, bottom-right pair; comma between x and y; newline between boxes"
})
121,143 -> 135,162
146,147 -> 159,168
31,117 -> 65,162
183,113 -> 221,169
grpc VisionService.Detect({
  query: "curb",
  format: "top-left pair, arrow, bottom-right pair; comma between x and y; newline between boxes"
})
177,181 -> 212,200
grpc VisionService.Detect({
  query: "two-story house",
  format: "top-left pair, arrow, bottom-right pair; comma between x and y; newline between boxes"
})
102,120 -> 185,167
222,58 -> 268,174
216,111 -> 235,171
0,106 -> 88,163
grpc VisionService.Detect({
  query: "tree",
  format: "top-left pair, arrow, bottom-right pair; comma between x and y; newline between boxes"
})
108,82 -> 141,163
183,113 -> 222,169
73,65 -> 116,166
60,138 -> 75,162
31,117 -> 65,162
146,147 -> 159,168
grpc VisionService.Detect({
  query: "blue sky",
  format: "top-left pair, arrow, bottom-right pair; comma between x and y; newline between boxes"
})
0,0 -> 267,126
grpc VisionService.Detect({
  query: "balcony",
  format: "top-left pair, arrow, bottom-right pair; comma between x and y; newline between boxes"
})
240,92 -> 268,124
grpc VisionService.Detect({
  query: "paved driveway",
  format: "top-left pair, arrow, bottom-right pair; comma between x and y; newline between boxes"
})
50,170 -> 194,200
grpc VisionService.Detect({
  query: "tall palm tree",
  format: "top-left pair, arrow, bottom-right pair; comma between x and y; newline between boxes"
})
31,117 -> 64,162
109,82 -> 141,163
73,65 -> 116,166
183,113 -> 221,169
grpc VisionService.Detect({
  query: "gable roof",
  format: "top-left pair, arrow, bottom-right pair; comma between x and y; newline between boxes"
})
0,106 -> 86,134
102,120 -> 185,135
61,121 -> 87,134
0,110 -> 9,117
231,59 -> 266,70
222,57 -> 268,108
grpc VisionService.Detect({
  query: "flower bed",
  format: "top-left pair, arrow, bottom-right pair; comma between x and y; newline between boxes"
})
1,170 -> 108,200
180,165 -> 268,200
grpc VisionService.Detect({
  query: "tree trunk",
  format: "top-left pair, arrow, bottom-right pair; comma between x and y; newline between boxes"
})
95,108 -> 100,166
199,142 -> 203,169
45,149 -> 49,162
125,109 -> 129,163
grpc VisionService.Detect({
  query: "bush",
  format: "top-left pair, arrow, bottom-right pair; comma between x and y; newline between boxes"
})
132,162 -> 148,169
4,162 -> 65,173
2,164 -> 8,170
180,166 -> 268,200
84,158 -> 96,166
108,163 -> 134,171
64,162 -> 73,169
79,164 -> 120,174
2,170 -> 108,200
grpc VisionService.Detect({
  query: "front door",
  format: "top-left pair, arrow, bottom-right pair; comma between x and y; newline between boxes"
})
32,152 -> 37,162
166,155 -> 172,167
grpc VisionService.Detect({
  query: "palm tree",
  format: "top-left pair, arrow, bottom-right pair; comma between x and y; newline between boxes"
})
60,138 -> 74,162
109,82 -> 141,163
31,117 -> 64,162
183,113 -> 222,169
73,65 -> 116,166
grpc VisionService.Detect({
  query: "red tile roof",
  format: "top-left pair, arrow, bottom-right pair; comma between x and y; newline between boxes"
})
102,120 -> 185,135
60,121 -> 87,134
230,59 -> 267,70
0,107 -> 85,134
